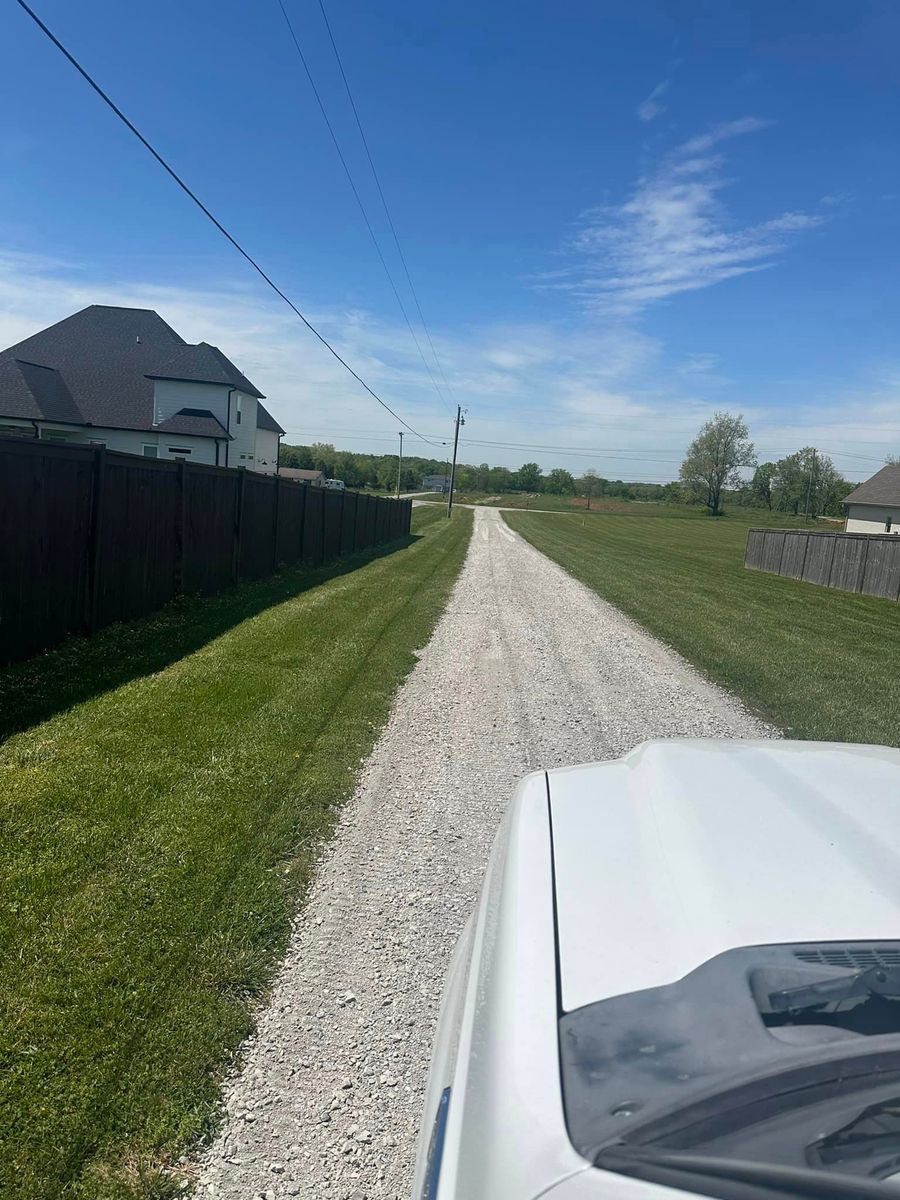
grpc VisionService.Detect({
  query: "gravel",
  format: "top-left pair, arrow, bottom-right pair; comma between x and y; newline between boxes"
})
193,506 -> 772,1200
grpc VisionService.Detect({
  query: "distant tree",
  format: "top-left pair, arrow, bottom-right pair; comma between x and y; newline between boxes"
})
545,467 -> 576,495
454,464 -> 476,491
488,465 -> 515,492
749,462 -> 776,510
661,481 -> 685,504
579,468 -> 601,509
772,447 -> 845,518
473,462 -> 491,491
515,462 -> 543,492
886,454 -> 899,465
679,412 -> 755,515
279,443 -> 314,469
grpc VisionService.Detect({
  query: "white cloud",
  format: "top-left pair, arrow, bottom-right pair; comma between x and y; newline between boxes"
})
546,117 -> 822,317
1,250 -> 896,483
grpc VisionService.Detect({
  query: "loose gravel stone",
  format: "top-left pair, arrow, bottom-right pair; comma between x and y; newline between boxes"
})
194,507 -> 771,1199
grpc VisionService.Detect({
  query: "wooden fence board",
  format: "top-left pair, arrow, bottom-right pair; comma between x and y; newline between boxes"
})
0,440 -> 93,663
0,436 -> 411,665
800,534 -> 835,586
745,527 -> 900,601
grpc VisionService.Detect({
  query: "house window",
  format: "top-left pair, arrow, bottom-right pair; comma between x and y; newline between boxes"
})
235,396 -> 242,425
167,446 -> 192,459
143,445 -> 159,458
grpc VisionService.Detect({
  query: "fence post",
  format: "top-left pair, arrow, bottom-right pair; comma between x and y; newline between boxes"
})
84,444 -> 106,633
175,458 -> 186,595
272,474 -> 281,572
233,468 -> 246,581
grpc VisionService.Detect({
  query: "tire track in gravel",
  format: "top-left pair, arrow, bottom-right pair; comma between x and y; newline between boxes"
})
195,506 -> 772,1200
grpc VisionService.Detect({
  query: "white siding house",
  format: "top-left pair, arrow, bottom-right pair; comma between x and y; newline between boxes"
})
0,305 -> 285,472
843,465 -> 900,535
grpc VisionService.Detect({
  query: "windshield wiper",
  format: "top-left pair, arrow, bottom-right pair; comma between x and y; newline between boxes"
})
594,1145 -> 895,1200
769,968 -> 900,1015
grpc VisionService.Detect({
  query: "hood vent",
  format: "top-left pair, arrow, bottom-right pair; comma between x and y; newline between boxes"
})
793,945 -> 900,971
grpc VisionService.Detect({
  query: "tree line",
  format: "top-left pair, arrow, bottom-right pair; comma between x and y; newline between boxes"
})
279,442 -> 678,501
281,416 -> 872,518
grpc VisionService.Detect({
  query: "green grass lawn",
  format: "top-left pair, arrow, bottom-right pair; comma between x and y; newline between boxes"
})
504,509 -> 900,746
422,491 -> 843,522
0,506 -> 472,1200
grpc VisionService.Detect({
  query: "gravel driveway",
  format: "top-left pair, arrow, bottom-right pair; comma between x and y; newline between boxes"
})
195,506 -> 771,1200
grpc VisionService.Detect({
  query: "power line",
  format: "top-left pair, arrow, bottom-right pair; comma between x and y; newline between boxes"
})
14,0 -> 442,447
316,0 -> 457,405
274,0 -> 452,416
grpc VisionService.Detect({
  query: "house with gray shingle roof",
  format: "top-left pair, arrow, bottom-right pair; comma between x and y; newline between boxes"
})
0,305 -> 285,472
843,463 -> 900,535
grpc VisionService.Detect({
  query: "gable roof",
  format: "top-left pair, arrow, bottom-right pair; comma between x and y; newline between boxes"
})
147,342 -> 264,398
843,464 -> 900,509
255,402 -> 284,434
0,305 -> 267,434
156,408 -> 231,439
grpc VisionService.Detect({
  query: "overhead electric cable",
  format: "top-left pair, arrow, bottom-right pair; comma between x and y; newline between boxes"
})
275,0 -> 452,415
15,0 -> 442,446
316,0 -> 457,404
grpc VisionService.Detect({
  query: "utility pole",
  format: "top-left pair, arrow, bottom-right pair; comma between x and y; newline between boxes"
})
447,405 -> 465,518
396,431 -> 403,499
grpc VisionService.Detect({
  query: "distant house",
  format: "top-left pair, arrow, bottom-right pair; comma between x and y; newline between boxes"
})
843,464 -> 900,535
0,304 -> 284,473
280,468 -> 325,486
422,473 -> 451,492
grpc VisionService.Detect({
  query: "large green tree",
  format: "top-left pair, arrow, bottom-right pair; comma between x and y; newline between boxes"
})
771,448 -> 848,518
545,467 -> 576,494
680,412 -> 756,516
515,462 -> 543,491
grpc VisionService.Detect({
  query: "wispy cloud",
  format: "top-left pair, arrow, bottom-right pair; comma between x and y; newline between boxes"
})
636,57 -> 682,122
544,117 -> 823,317
636,78 -> 670,122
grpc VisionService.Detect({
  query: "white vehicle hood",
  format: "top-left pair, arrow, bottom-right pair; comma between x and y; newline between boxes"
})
548,739 -> 900,1013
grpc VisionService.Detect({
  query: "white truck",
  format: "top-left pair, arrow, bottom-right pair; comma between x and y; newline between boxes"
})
413,739 -> 900,1200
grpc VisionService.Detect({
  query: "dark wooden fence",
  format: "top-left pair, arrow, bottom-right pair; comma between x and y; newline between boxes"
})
745,527 -> 900,601
0,437 -> 412,665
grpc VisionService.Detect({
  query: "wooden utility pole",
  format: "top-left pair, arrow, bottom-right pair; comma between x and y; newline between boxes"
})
447,405 -> 464,517
396,431 -> 403,499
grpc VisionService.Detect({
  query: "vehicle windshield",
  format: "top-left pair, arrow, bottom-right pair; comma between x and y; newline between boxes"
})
559,942 -> 900,1190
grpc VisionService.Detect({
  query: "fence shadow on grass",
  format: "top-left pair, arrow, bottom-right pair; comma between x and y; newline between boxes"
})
0,534 -> 420,745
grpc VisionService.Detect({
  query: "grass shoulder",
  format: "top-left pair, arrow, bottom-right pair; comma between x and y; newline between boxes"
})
503,509 -> 899,747
0,504 -> 472,1199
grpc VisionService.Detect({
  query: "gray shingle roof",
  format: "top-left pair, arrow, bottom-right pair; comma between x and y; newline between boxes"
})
256,402 -> 284,434
0,305 -> 267,434
843,464 -> 900,508
156,408 -> 231,439
147,342 -> 264,398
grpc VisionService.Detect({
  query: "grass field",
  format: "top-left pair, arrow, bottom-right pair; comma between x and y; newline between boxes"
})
0,506 -> 472,1200
421,491 -> 845,523
504,509 -> 900,746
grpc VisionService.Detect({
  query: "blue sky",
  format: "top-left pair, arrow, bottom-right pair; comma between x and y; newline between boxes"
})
1,0 -> 899,480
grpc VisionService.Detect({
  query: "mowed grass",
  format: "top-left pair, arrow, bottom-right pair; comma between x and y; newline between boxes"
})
0,506 -> 472,1200
504,510 -> 900,746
